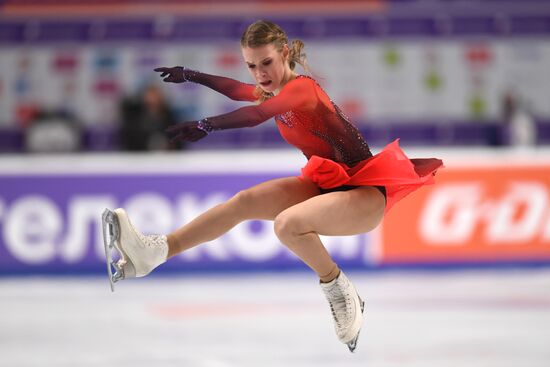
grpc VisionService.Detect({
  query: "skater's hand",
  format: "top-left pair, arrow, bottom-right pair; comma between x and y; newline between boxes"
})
154,66 -> 194,83
165,121 -> 207,142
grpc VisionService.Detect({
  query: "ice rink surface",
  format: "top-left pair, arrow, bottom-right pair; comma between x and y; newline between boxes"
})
1,269 -> 550,367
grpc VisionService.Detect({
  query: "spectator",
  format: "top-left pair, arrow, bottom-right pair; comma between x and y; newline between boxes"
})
119,84 -> 184,151
501,90 -> 536,148
25,109 -> 81,153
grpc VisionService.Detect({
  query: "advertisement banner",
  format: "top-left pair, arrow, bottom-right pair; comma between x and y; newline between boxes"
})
2,152 -> 550,275
381,162 -> 550,265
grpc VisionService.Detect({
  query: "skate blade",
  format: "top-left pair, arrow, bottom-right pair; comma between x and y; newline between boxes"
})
102,209 -> 126,292
347,331 -> 361,353
347,298 -> 366,353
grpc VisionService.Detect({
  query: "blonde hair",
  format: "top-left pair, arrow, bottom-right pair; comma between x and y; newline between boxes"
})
241,20 -> 308,102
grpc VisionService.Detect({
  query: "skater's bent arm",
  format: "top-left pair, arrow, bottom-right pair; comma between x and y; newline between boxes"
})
203,77 -> 316,130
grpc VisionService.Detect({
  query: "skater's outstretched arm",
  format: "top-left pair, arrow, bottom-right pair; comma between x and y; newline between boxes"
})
166,77 -> 316,142
154,66 -> 256,102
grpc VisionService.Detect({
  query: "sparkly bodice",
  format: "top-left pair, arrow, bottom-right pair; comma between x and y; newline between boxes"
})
274,76 -> 372,166
196,73 -> 372,166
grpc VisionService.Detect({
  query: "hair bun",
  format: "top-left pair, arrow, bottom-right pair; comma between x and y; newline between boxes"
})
288,39 -> 306,71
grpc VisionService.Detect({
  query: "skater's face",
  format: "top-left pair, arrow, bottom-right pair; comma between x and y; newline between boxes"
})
242,43 -> 291,94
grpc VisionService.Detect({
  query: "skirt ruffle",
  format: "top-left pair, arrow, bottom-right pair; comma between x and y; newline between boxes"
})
300,139 -> 444,213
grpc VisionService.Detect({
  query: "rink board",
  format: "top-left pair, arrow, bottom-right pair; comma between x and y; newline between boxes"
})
0,148 -> 549,274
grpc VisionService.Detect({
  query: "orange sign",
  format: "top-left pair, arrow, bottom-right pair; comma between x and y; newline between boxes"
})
381,164 -> 550,264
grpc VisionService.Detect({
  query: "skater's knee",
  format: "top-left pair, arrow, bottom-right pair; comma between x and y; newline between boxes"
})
274,210 -> 307,242
228,189 -> 256,214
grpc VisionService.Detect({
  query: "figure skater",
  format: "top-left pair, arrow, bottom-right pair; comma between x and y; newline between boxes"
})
102,20 -> 443,352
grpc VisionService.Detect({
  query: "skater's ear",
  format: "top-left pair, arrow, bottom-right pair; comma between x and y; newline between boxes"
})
281,44 -> 289,62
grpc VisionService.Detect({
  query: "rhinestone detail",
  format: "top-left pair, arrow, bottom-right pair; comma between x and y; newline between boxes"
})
275,75 -> 372,167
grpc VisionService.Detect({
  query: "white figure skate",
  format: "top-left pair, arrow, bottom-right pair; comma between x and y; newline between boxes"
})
320,271 -> 365,352
101,208 -> 168,292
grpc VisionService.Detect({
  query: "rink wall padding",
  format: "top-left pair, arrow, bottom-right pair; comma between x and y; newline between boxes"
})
0,149 -> 550,275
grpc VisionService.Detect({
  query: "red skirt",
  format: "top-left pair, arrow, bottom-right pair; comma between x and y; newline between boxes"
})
300,139 -> 444,213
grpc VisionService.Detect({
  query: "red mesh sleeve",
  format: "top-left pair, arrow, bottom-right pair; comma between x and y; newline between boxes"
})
190,72 -> 257,102
203,77 -> 316,130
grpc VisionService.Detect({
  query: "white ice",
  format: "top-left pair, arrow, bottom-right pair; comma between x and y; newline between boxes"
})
1,269 -> 550,367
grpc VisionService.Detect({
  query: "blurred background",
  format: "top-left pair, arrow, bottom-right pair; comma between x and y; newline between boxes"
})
1,1 -> 549,366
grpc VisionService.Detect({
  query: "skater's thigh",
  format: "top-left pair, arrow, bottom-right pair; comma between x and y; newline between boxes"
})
277,186 -> 386,236
232,177 -> 321,220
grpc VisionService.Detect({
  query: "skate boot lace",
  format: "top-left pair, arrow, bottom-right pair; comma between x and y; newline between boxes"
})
325,286 -> 354,331
137,232 -> 167,248
126,218 -> 167,249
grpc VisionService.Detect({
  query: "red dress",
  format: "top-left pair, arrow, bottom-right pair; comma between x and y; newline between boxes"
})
192,73 -> 444,213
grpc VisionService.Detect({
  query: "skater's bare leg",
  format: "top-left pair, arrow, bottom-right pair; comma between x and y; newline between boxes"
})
166,177 -> 320,258
274,186 -> 385,280
274,186 -> 385,349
